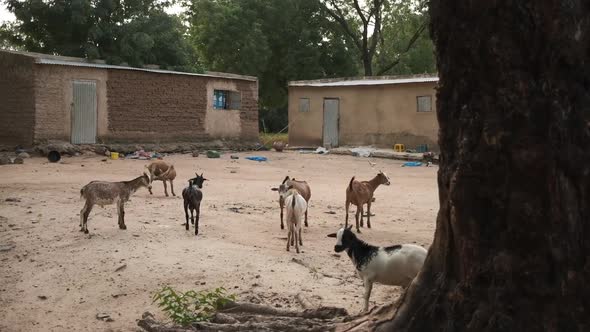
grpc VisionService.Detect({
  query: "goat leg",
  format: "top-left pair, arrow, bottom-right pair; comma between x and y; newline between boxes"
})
280,203 -> 284,230
163,181 -> 169,197
363,279 -> 373,312
344,200 -> 350,228
355,207 -> 361,233
294,226 -> 300,254
195,205 -> 200,236
359,205 -> 364,228
118,202 -> 126,230
299,224 -> 303,246
170,180 -> 176,197
366,202 -> 372,229
286,229 -> 291,252
184,201 -> 190,230
81,202 -> 93,234
304,208 -> 308,227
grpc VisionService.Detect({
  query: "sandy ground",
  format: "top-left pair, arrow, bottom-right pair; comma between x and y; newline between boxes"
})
0,151 -> 438,331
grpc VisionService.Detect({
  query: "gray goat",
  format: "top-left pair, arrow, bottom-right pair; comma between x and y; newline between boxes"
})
79,173 -> 151,234
182,173 -> 207,236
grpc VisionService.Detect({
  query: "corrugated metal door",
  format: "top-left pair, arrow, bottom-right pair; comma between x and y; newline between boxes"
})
71,81 -> 97,144
323,98 -> 339,148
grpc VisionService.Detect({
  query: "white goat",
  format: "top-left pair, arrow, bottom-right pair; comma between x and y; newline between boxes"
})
327,225 -> 427,312
283,185 -> 307,253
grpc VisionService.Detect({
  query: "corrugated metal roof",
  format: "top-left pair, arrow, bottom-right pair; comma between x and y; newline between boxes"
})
1,49 -> 256,81
36,58 -> 257,81
289,76 -> 438,87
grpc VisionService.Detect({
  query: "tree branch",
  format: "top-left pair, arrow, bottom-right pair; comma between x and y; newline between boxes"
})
376,21 -> 427,75
368,0 -> 383,60
322,1 -> 363,52
352,0 -> 367,25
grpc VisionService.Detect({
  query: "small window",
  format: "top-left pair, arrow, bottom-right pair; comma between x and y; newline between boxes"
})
299,98 -> 310,112
417,95 -> 432,112
213,90 -> 241,110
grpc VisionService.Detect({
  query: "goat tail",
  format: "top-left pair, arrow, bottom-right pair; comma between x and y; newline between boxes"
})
80,186 -> 85,199
348,176 -> 355,190
292,193 -> 296,209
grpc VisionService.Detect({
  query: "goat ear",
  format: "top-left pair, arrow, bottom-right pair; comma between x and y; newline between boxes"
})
282,176 -> 290,184
327,233 -> 337,238
271,187 -> 279,191
346,224 -> 353,230
195,172 -> 199,177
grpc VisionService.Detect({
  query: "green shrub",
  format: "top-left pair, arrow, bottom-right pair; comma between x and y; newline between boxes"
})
152,286 -> 236,326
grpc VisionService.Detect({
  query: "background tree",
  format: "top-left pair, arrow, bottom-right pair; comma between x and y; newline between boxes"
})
2,0 -> 200,70
187,0 -> 359,132
321,0 -> 431,76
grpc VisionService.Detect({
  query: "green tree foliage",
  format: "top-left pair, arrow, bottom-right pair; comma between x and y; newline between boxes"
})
322,0 -> 433,76
376,0 -> 434,75
187,0 -> 359,131
2,0 -> 200,71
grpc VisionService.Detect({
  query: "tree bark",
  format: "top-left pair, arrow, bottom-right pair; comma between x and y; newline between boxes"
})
374,1 -> 590,331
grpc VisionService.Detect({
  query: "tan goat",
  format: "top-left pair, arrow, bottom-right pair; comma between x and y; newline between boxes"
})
145,161 -> 177,197
271,176 -> 311,230
345,171 -> 390,233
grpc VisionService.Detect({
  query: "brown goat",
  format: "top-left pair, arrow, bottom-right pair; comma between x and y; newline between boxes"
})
145,161 -> 177,197
79,173 -> 151,234
345,171 -> 390,233
271,176 -> 311,230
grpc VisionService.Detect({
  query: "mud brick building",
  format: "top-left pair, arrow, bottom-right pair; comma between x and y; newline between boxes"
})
0,49 -> 259,147
288,76 -> 438,151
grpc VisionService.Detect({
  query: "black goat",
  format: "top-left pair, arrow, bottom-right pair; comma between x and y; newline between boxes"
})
182,173 -> 207,236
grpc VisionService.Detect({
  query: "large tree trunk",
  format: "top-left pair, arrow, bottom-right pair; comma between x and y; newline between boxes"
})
373,1 -> 590,331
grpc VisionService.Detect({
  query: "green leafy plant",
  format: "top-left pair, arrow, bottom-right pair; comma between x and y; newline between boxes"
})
152,286 -> 236,326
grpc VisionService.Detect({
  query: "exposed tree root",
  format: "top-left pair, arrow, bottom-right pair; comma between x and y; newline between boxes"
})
138,301 -> 352,332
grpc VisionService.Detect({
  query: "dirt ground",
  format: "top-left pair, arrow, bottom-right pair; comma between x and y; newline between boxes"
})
0,151 -> 438,331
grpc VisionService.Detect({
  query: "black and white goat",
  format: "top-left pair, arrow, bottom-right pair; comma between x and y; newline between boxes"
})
182,173 -> 207,236
327,225 -> 427,312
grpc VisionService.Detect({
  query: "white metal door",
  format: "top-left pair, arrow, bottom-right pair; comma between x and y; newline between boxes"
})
323,98 -> 339,148
71,81 -> 97,144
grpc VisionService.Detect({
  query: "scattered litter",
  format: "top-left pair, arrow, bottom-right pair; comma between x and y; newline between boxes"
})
245,156 -> 268,162
38,295 -> 48,300
0,157 -> 11,165
324,211 -> 336,215
350,147 -> 375,158
47,151 -> 61,163
5,198 -> 21,202
206,150 -> 221,158
124,150 -> 163,160
11,157 -> 23,164
230,155 -> 239,159
272,141 -> 286,152
114,264 -> 127,272
96,313 -> 114,322
192,151 -> 200,158
315,147 -> 328,154
0,243 -> 15,252
402,161 -> 422,167
230,170 -> 237,173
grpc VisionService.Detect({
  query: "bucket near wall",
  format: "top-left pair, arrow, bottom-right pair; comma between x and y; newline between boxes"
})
47,151 -> 61,163
110,152 -> 120,160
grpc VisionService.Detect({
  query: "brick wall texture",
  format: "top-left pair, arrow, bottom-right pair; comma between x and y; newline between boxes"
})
106,70 -> 258,143
0,52 -> 36,146
0,51 -> 259,146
